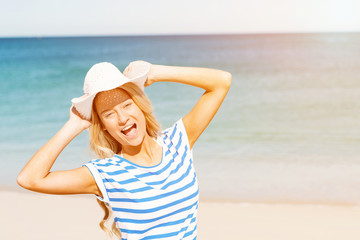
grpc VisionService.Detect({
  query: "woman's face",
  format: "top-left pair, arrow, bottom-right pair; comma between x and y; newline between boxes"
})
94,88 -> 147,148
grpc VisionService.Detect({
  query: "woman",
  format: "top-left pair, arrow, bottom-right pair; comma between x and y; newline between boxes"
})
17,60 -> 231,239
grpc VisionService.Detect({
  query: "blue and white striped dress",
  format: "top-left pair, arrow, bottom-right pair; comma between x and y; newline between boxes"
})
83,119 -> 199,240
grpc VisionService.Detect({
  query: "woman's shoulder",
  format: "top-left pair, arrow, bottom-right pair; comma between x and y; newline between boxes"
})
161,118 -> 185,133
160,118 -> 191,149
84,155 -> 118,166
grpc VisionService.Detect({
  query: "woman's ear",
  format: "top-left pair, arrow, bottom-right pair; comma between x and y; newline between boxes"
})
99,121 -> 107,132
101,123 -> 107,131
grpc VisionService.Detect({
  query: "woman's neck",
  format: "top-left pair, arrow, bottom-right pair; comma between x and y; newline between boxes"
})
120,134 -> 162,167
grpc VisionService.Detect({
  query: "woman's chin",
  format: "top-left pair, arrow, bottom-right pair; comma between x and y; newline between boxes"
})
120,134 -> 146,148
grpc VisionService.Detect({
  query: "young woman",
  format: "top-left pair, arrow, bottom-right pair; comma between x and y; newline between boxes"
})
17,60 -> 231,239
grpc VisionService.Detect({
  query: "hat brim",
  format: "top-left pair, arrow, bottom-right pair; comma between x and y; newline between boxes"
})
71,61 -> 151,120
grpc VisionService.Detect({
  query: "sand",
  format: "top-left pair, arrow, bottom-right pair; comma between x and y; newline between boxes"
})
1,187 -> 360,240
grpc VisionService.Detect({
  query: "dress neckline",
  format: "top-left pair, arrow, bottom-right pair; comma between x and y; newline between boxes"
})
117,137 -> 163,168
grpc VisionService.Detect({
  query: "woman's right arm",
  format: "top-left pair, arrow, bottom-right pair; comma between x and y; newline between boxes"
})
16,106 -> 102,197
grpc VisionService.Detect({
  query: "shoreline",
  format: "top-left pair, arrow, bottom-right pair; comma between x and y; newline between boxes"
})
2,188 -> 360,240
3,184 -> 359,207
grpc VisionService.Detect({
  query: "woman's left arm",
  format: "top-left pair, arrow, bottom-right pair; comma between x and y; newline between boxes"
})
147,64 -> 232,149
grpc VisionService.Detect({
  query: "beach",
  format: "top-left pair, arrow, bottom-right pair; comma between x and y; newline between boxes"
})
1,33 -> 360,239
2,34 -> 360,204
2,34 -> 360,205
2,187 -> 360,240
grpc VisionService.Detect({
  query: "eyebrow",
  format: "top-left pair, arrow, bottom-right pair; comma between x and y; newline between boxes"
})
100,109 -> 112,115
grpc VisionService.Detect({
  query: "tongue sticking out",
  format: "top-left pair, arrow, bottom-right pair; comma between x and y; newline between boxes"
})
122,124 -> 137,136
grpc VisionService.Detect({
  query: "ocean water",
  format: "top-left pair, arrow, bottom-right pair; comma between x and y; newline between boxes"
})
1,33 -> 360,205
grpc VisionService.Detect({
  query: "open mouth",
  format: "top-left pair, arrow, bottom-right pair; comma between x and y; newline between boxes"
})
121,123 -> 137,136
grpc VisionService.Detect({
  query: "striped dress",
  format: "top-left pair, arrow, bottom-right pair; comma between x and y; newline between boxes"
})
83,119 -> 199,240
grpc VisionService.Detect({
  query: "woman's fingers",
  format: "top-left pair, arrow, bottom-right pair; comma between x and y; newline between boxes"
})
70,105 -> 83,120
144,77 -> 153,87
123,64 -> 133,76
69,105 -> 92,130
70,105 -> 81,118
144,64 -> 155,87
124,60 -> 151,77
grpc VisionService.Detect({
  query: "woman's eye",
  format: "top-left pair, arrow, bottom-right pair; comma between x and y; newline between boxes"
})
104,112 -> 114,118
125,102 -> 132,108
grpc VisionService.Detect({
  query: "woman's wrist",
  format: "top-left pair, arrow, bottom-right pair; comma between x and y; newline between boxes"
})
147,64 -> 168,84
148,63 -> 231,91
65,119 -> 89,135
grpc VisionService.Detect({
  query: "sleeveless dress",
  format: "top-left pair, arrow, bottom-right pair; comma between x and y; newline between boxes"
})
83,119 -> 199,240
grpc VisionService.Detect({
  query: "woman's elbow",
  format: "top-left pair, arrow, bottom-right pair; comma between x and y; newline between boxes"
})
16,173 -> 35,190
221,71 -> 232,90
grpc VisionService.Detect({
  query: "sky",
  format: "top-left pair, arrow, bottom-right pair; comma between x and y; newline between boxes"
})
0,0 -> 359,37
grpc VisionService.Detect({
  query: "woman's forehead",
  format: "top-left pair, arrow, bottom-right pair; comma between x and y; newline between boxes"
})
94,88 -> 130,113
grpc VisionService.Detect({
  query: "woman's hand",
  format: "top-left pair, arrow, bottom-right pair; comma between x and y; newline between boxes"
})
69,104 -> 91,131
144,64 -> 156,87
123,60 -> 155,87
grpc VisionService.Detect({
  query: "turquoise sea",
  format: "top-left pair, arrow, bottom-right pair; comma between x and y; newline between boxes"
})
1,33 -> 360,205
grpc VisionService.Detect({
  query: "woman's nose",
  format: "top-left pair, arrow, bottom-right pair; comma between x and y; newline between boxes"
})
116,110 -> 129,125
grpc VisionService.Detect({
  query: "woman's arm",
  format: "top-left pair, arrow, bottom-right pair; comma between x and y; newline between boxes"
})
147,64 -> 232,149
17,106 -> 101,196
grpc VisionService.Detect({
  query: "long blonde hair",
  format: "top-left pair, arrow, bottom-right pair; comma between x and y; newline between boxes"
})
89,82 -> 161,239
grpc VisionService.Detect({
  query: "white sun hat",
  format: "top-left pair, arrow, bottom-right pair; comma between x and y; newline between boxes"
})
71,60 -> 151,120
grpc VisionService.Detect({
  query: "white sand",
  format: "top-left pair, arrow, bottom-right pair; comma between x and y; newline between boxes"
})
1,187 -> 360,240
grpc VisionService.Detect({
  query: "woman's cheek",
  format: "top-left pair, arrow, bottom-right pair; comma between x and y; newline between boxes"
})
103,119 -> 116,132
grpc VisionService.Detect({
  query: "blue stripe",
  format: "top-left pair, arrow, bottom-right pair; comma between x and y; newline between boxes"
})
182,145 -> 188,161
163,136 -> 179,160
161,161 -> 193,190
171,151 -> 179,159
169,124 -> 178,140
166,141 -> 173,150
163,131 -> 183,161
120,213 -> 195,234
146,178 -> 167,186
135,156 -> 174,178
146,157 -> 183,185
183,224 -> 197,238
94,162 -> 138,176
175,132 -> 182,150
103,177 -> 139,185
109,175 -> 197,203
177,217 -> 194,237
96,162 -> 118,167
164,149 -> 171,156
125,165 -> 137,170
146,147 -> 188,186
140,219 -> 197,240
98,168 -> 127,175
112,189 -> 199,214
91,158 -> 102,163
97,161 -> 137,170
141,231 -> 179,240
115,200 -> 198,224
107,186 -> 153,193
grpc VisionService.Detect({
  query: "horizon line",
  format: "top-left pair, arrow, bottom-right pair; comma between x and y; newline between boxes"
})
0,30 -> 359,39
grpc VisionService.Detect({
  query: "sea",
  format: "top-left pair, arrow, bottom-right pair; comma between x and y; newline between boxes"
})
1,33 -> 360,205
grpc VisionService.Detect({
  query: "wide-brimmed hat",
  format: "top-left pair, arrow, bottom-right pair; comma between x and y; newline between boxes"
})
71,60 -> 151,120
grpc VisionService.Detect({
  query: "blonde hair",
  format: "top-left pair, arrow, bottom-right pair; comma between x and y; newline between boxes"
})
89,82 -> 161,239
